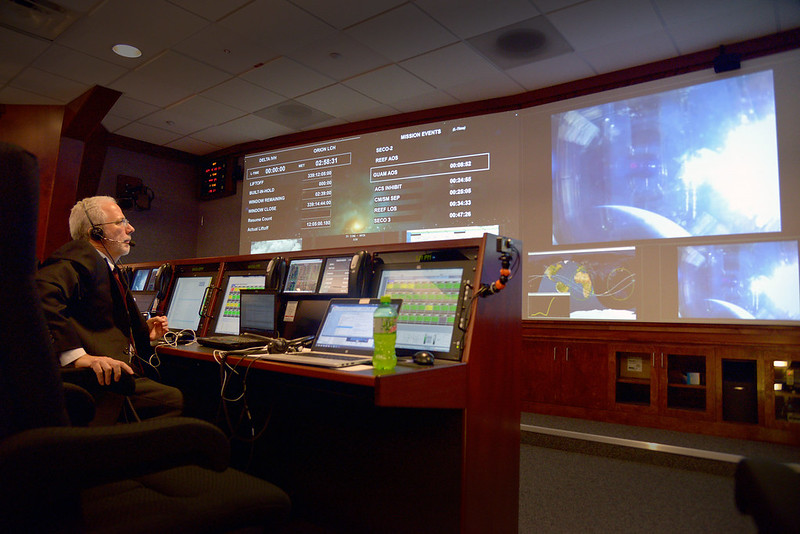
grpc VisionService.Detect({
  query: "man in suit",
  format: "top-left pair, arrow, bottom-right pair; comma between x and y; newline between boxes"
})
36,196 -> 183,424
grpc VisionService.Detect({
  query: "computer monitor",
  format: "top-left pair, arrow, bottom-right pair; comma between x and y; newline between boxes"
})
164,274 -> 214,331
318,256 -> 352,294
145,267 -> 160,291
283,258 -> 323,294
373,261 -> 471,360
130,269 -> 150,292
211,273 -> 266,335
239,289 -> 279,337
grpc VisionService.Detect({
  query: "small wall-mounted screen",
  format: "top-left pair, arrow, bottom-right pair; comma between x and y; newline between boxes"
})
131,269 -> 150,292
283,258 -> 323,293
318,256 -> 351,294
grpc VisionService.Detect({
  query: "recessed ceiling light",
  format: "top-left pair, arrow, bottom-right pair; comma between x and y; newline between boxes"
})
112,44 -> 142,58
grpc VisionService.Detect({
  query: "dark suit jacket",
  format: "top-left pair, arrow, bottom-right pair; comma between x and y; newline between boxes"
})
35,239 -> 151,364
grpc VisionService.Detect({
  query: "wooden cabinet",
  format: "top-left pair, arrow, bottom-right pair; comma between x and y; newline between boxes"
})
611,344 -> 715,420
763,349 -> 800,432
522,340 -> 606,410
522,322 -> 800,445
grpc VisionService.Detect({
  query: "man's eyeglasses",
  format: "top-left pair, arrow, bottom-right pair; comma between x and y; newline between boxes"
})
98,218 -> 131,227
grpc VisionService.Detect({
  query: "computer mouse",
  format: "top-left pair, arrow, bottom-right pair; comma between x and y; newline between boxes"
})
412,350 -> 435,366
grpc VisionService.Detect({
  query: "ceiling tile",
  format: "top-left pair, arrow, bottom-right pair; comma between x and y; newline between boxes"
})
254,100 -> 335,130
296,83 -> 382,117
291,0 -> 406,29
0,85 -> 63,105
389,89 -> 460,113
173,24 -> 275,75
139,95 -> 245,135
662,4 -> 778,54
166,136 -> 223,156
0,26 -> 50,82
54,0 -> 209,67
344,64 -> 435,104
581,31 -> 677,74
286,33 -> 390,81
31,43 -> 128,86
100,114 -> 132,133
505,52 -> 595,91
218,0 -> 337,55
416,0 -> 541,39
240,56 -> 334,98
468,15 -> 573,70
346,3 -> 458,62
10,67 -> 89,103
400,42 -> 505,89
107,96 -> 161,121
167,0 -> 252,21
191,114 -> 295,147
201,78 -> 285,113
443,73 -> 524,103
114,121 -> 184,145
110,51 -> 232,107
548,0 -> 662,51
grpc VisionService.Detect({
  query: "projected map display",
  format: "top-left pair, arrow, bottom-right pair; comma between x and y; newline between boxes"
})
527,247 -> 638,320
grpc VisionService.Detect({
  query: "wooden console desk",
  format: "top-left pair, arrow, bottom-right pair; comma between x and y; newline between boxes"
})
146,235 -> 522,534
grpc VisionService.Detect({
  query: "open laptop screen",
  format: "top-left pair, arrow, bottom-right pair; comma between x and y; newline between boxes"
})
312,299 -> 401,355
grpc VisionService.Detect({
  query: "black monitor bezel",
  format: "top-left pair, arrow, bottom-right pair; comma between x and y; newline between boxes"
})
163,266 -> 218,332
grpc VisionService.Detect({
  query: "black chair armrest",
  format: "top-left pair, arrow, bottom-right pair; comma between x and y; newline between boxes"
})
61,367 -> 136,396
62,382 -> 96,426
0,417 -> 230,503
735,458 -> 800,534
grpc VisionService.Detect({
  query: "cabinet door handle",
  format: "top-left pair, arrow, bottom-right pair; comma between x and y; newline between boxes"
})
652,352 -> 655,366
661,352 -> 664,368
553,347 -> 557,361
565,347 -> 569,362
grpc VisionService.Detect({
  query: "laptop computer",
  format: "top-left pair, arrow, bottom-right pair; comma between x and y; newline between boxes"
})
197,289 -> 279,350
245,298 -> 401,368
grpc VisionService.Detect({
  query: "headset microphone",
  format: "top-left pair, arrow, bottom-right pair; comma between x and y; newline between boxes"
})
103,236 -> 135,247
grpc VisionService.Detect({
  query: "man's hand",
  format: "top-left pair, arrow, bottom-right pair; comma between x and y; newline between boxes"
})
73,354 -> 134,386
147,315 -> 169,340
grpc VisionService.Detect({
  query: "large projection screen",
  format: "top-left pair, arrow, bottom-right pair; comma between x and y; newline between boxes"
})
241,49 -> 800,325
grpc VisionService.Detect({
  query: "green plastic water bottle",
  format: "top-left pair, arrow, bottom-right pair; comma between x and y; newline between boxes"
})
373,295 -> 397,371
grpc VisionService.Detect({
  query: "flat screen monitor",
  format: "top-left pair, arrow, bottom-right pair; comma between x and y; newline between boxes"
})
283,258 -> 323,294
165,275 -> 214,331
145,267 -> 160,291
318,256 -> 351,294
239,289 -> 279,336
212,274 -> 267,335
373,262 -> 469,360
131,269 -> 150,292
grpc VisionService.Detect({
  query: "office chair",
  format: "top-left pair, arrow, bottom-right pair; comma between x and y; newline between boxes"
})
735,457 -> 800,534
0,142 -> 291,533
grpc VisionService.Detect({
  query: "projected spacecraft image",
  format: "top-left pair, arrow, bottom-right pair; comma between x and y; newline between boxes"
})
527,248 -> 638,319
678,241 -> 800,321
551,70 -> 780,245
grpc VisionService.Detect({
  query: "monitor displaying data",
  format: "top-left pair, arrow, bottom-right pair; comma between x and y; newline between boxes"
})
318,256 -> 352,294
241,112 -> 519,255
212,274 -> 266,335
374,264 -> 466,359
283,258 -> 323,293
131,269 -> 150,292
165,275 -> 214,331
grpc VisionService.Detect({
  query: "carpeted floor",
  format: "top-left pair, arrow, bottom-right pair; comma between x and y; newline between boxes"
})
518,413 -> 800,533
